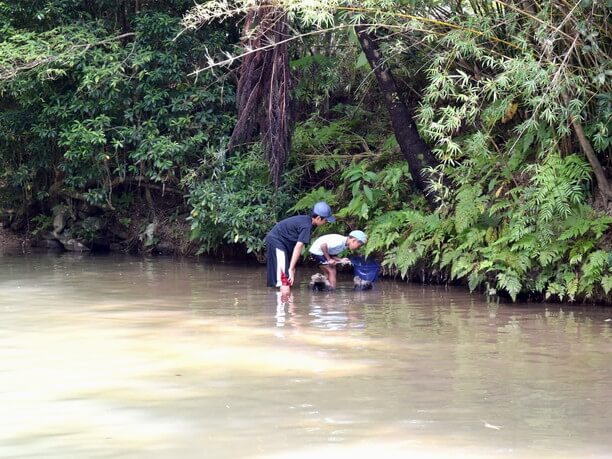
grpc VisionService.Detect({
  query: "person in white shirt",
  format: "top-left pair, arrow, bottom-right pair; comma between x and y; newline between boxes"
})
308,230 -> 367,289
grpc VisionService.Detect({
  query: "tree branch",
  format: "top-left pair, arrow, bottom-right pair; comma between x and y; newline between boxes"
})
0,33 -> 135,81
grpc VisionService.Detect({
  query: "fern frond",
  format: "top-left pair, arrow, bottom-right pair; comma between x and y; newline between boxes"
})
496,270 -> 521,301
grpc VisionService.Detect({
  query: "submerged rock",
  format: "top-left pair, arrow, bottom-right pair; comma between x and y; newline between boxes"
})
58,237 -> 90,252
31,239 -> 64,251
153,241 -> 175,255
310,273 -> 332,291
353,276 -> 373,290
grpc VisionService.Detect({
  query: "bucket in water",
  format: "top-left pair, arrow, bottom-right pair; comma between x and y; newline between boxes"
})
350,256 -> 380,282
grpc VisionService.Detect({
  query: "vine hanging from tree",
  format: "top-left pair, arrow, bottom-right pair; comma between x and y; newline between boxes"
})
228,1 -> 292,188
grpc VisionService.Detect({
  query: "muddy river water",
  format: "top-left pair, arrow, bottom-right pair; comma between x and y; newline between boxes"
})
1,252 -> 610,458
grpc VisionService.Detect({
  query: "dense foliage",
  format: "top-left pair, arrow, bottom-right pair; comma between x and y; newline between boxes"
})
0,0 -> 236,239
1,0 -> 610,302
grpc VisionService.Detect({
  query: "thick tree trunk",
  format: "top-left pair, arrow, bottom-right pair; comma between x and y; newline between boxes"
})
354,25 -> 439,209
229,2 -> 291,188
561,93 -> 612,206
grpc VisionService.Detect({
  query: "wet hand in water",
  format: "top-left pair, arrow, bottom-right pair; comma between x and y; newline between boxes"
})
280,271 -> 293,287
288,268 -> 296,285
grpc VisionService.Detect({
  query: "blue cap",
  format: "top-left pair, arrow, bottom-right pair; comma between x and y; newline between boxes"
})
349,230 -> 367,244
312,201 -> 335,222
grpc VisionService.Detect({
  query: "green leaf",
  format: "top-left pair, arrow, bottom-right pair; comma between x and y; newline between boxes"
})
602,276 -> 612,295
363,184 -> 373,202
468,270 -> 483,292
356,51 -> 368,68
497,270 -> 522,301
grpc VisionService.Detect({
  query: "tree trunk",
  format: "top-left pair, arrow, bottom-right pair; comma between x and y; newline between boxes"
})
562,93 -> 612,206
354,25 -> 439,209
229,2 -> 292,188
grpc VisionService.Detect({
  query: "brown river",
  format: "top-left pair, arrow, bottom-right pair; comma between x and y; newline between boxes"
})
1,252 -> 611,458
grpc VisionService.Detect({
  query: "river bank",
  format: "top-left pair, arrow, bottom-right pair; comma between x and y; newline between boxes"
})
0,226 -> 26,252
2,223 -> 609,305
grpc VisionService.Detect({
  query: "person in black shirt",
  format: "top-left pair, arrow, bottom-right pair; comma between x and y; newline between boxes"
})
265,201 -> 335,287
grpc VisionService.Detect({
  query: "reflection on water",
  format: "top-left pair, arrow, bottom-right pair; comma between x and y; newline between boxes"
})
1,252 -> 611,459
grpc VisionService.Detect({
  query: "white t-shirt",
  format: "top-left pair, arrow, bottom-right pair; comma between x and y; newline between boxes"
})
309,234 -> 348,256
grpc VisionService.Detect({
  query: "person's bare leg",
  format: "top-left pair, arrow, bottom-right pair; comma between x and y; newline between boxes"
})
322,265 -> 337,289
319,265 -> 331,288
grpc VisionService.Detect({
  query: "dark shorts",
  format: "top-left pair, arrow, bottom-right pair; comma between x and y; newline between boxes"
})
310,254 -> 328,265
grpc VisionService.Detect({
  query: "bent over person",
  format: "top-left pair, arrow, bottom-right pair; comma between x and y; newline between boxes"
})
309,230 -> 367,290
265,201 -> 335,287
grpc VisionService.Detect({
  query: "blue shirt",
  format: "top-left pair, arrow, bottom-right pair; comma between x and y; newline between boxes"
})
265,215 -> 313,252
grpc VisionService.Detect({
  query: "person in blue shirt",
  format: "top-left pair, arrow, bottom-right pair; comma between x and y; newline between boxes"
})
265,201 -> 335,288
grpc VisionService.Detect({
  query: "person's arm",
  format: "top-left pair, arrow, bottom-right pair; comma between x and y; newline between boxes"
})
320,243 -> 337,265
288,241 -> 304,285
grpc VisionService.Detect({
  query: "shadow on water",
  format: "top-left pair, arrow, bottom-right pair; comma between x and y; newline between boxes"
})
0,252 -> 611,458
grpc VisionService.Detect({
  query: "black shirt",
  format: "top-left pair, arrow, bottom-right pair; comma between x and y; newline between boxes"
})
265,215 -> 313,252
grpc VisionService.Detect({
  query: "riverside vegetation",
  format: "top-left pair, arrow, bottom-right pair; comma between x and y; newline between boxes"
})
0,0 -> 610,303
